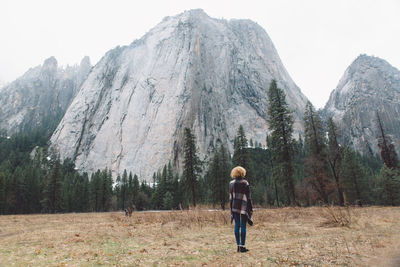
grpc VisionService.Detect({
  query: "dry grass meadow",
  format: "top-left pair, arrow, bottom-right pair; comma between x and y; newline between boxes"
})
1,207 -> 400,266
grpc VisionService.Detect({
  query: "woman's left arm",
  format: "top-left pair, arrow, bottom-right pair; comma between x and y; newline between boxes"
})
246,184 -> 253,218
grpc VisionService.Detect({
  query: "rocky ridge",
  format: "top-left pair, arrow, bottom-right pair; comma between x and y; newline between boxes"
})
0,56 -> 92,134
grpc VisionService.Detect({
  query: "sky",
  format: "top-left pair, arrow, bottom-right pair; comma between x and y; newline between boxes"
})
0,0 -> 399,108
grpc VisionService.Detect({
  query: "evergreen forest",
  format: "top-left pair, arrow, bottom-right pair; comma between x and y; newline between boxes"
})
1,80 -> 400,214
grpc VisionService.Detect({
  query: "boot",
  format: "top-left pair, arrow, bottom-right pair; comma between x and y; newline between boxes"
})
239,246 -> 249,253
237,246 -> 240,252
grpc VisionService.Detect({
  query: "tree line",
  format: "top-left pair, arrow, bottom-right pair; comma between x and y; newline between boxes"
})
1,80 -> 400,214
261,80 -> 400,207
161,80 -> 400,208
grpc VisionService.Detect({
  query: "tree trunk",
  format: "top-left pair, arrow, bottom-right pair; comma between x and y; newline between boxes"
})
329,160 -> 345,206
191,181 -> 196,207
274,180 -> 280,207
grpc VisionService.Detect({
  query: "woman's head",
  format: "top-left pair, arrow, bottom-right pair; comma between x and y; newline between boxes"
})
231,166 -> 246,179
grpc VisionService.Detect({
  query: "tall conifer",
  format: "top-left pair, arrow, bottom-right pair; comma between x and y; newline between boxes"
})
42,159 -> 63,213
341,148 -> 367,205
376,111 -> 399,169
210,145 -> 230,209
377,165 -> 400,206
327,117 -> 345,205
121,170 -> 128,209
267,80 -> 296,206
182,128 -> 201,207
132,174 -> 140,208
303,101 -> 332,204
232,126 -> 249,167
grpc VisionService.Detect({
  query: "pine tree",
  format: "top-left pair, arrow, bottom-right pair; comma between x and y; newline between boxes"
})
7,169 -> 18,213
166,162 -> 174,194
115,175 -> 121,209
377,165 -> 400,206
182,128 -> 201,207
210,145 -> 230,210
165,162 -> 176,208
121,170 -> 128,209
160,165 -> 168,201
303,101 -> 332,204
132,174 -> 140,209
291,134 -> 309,206
376,111 -> 399,169
13,167 -> 28,214
42,159 -> 63,213
209,150 -> 220,206
173,173 -> 182,209
219,145 -> 230,209
90,170 -> 106,211
80,173 -> 90,212
327,117 -> 345,205
341,148 -> 368,205
267,80 -> 296,206
127,172 -> 133,208
152,167 -> 167,209
136,182 -> 150,211
21,163 -> 42,213
61,172 -> 74,212
152,173 -> 156,189
375,112 -> 400,206
0,172 -> 6,213
266,135 -> 280,207
162,191 -> 174,210
101,168 -> 113,211
232,125 -> 250,173
90,171 -> 99,211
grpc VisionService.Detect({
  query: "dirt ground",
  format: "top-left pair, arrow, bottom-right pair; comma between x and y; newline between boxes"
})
0,206 -> 399,266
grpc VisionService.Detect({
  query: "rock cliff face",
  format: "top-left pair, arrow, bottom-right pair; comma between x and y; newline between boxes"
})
50,9 -> 308,179
0,56 -> 91,134
324,54 -> 400,155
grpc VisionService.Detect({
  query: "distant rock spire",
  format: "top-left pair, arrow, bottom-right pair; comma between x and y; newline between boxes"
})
0,56 -> 91,134
42,56 -> 58,76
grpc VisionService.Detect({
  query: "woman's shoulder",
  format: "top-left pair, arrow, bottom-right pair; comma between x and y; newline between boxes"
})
231,178 -> 249,185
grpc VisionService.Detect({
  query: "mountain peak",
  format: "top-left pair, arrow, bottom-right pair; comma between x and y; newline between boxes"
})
50,10 -> 308,179
42,56 -> 58,73
351,54 -> 376,67
43,56 -> 57,67
158,9 -> 209,25
330,54 -> 400,99
354,53 -> 375,61
172,9 -> 208,20
181,8 -> 207,17
80,56 -> 91,67
324,54 -> 400,155
349,54 -> 397,73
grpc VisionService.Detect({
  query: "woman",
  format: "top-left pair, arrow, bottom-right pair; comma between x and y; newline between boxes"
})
229,166 -> 253,253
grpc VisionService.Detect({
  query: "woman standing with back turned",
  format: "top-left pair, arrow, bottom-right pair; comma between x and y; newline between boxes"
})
229,166 -> 253,253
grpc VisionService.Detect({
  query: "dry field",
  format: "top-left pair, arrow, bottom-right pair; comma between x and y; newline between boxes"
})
1,207 -> 400,266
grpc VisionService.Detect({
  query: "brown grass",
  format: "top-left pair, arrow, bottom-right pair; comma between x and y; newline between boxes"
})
0,207 -> 400,266
319,205 -> 353,227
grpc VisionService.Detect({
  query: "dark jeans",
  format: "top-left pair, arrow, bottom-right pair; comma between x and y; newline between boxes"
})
233,212 -> 247,246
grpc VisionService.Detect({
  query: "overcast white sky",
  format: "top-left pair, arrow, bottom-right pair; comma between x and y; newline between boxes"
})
1,0 -> 399,108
